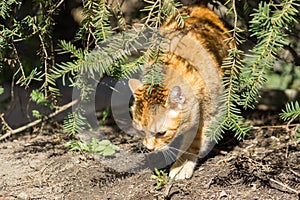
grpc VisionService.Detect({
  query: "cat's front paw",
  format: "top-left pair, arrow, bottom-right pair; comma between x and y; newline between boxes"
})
169,161 -> 196,180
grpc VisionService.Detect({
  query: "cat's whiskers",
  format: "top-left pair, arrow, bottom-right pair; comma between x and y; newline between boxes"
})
162,147 -> 178,163
167,146 -> 198,158
165,148 -> 186,165
161,149 -> 175,165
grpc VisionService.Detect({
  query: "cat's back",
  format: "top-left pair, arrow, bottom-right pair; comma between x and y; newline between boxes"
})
161,5 -> 231,67
160,5 -> 231,102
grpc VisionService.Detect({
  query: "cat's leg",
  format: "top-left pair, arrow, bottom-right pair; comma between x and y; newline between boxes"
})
169,129 -> 202,180
169,125 -> 215,180
169,155 -> 197,180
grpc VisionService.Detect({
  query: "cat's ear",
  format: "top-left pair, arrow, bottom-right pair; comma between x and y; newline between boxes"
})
128,79 -> 143,93
168,86 -> 185,109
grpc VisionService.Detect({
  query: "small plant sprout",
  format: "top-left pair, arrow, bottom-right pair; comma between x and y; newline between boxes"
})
32,110 -> 43,119
150,168 -> 169,189
0,86 -> 4,95
100,107 -> 110,128
65,138 -> 120,156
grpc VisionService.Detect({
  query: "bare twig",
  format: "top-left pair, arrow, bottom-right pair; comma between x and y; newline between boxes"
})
11,42 -> 26,100
289,169 -> 300,177
0,114 -> 13,132
252,123 -> 300,130
36,27 -> 50,97
11,43 -> 26,80
0,100 -> 78,141
163,179 -> 174,199
269,178 -> 299,195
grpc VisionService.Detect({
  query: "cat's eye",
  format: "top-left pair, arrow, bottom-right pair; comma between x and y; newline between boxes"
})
156,131 -> 167,137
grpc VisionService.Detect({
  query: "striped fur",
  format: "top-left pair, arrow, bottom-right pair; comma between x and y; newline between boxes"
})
129,5 -> 231,180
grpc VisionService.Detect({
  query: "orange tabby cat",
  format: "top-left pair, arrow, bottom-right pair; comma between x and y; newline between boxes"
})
129,5 -> 231,180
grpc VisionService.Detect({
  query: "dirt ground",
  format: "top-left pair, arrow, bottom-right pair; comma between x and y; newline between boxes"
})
0,110 -> 299,200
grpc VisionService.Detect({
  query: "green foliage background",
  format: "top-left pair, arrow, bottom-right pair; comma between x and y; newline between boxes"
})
0,0 -> 300,141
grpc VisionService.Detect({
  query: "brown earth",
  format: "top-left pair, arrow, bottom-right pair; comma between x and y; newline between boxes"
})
0,111 -> 299,200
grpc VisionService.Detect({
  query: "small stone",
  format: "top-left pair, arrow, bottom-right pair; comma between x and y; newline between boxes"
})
218,190 -> 227,199
17,192 -> 29,199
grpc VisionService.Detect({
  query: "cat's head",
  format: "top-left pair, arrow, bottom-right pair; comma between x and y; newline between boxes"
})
129,79 -> 185,151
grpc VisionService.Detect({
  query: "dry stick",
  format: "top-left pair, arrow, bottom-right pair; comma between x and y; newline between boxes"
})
163,180 -> 175,199
252,123 -> 300,129
269,178 -> 300,195
0,100 -> 78,141
289,169 -> 300,177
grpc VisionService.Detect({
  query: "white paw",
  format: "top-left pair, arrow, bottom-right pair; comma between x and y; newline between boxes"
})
169,161 -> 196,180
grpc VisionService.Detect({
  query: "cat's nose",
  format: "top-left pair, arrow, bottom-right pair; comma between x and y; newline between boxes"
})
147,146 -> 155,151
144,143 -> 155,151
143,139 -> 155,151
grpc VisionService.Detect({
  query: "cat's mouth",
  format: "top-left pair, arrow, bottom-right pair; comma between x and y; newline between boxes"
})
144,139 -> 169,151
145,145 -> 167,152
144,145 -> 156,152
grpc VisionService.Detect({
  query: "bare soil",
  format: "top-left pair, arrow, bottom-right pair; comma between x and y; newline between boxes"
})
0,111 -> 299,200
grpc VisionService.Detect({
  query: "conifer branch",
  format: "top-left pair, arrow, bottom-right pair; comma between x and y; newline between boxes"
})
207,0 -> 251,142
280,101 -> 300,122
142,0 -> 184,28
0,0 -> 19,19
240,0 -> 300,109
